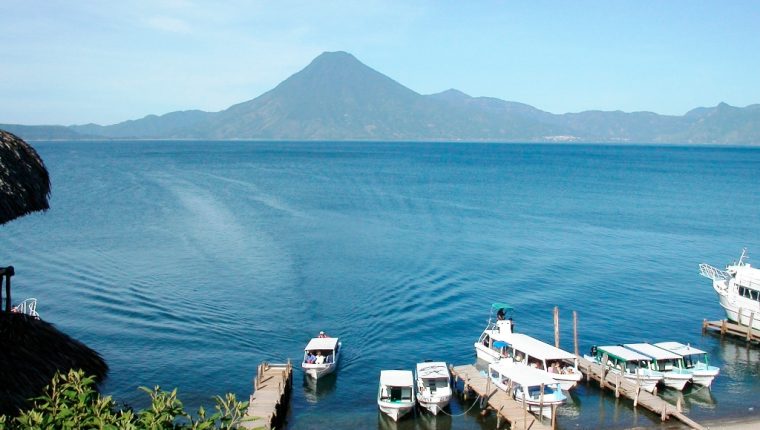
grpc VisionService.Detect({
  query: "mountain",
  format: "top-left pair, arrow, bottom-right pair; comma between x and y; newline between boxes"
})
6,51 -> 760,144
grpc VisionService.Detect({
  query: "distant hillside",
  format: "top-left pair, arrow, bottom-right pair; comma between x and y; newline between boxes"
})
0,124 -> 90,140
5,51 -> 760,144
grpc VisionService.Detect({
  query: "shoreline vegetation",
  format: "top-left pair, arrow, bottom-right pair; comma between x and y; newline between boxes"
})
0,370 -> 248,429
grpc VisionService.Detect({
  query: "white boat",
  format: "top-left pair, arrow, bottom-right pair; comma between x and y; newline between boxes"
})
488,360 -> 567,418
474,303 -> 516,363
584,345 -> 663,393
473,304 -> 582,390
700,249 -> 760,330
378,370 -> 415,421
415,361 -> 451,415
654,341 -> 720,387
495,333 -> 582,391
623,343 -> 692,391
301,336 -> 341,379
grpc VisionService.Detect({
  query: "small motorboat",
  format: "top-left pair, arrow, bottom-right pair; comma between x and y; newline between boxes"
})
378,370 -> 415,421
654,341 -> 720,387
623,343 -> 692,391
301,335 -> 341,379
415,361 -> 451,415
488,360 -> 567,418
584,345 -> 663,393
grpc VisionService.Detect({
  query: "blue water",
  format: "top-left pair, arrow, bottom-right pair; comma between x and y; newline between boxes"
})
2,141 -> 760,429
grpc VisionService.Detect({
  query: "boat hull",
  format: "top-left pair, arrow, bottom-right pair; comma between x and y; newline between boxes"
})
302,363 -> 336,379
417,397 -> 450,415
378,402 -> 414,421
623,374 -> 661,393
691,368 -> 719,387
715,279 -> 760,330
663,372 -> 691,391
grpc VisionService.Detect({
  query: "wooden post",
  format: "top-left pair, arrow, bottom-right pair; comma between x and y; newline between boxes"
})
721,319 -> 727,335
4,270 -> 11,313
748,312 -> 755,341
702,319 -> 708,334
738,308 -> 744,326
551,403 -> 557,430
554,306 -> 560,348
522,390 -> 527,430
633,385 -> 639,408
573,311 -> 579,356
539,383 -> 545,421
615,374 -> 620,398
677,396 -> 682,413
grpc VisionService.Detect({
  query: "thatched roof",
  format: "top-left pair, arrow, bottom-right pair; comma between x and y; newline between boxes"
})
0,130 -> 50,225
0,312 -> 108,416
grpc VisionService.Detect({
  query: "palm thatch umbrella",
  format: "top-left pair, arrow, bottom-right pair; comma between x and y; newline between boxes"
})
0,129 -> 50,225
0,130 -> 108,417
0,129 -> 50,311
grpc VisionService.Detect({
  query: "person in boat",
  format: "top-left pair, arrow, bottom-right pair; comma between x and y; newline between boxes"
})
306,351 -> 316,363
497,308 -> 506,320
315,351 -> 325,364
318,331 -> 328,338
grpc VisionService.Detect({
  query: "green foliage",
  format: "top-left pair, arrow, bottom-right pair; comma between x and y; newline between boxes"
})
0,370 -> 250,430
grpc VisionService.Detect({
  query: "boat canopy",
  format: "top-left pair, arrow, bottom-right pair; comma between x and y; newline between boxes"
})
491,361 -> 558,387
596,345 -> 652,362
508,333 -> 575,360
380,370 -> 413,387
304,337 -> 339,351
416,362 -> 448,378
654,341 -> 707,357
624,343 -> 681,361
491,303 -> 514,313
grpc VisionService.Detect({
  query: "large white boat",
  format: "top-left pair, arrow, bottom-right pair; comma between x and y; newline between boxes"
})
474,303 -> 582,390
584,345 -> 663,393
700,249 -> 760,330
622,343 -> 692,391
378,370 -> 415,421
488,360 -> 567,419
654,341 -> 720,387
301,336 -> 341,379
414,361 -> 451,415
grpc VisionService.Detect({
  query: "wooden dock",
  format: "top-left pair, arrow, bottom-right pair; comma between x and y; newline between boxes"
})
241,361 -> 292,430
450,364 -> 554,430
703,318 -> 760,342
577,356 -> 704,429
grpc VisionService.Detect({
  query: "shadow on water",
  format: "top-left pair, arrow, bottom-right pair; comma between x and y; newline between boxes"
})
302,372 -> 338,403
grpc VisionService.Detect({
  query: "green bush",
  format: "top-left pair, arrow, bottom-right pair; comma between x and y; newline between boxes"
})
0,370 -> 251,429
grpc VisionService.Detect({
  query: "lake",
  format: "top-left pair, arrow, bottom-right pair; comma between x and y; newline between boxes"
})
2,140 -> 759,429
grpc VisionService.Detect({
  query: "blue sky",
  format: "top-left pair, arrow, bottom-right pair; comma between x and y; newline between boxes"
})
2,0 -> 759,125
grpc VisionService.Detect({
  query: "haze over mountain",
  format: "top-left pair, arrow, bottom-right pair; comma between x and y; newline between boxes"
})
3,51 -> 759,144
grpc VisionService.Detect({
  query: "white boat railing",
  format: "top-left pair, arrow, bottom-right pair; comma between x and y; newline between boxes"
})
11,298 -> 40,319
700,264 -> 729,282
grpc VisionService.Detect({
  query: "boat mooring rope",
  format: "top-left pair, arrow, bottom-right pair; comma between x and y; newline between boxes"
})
437,395 -> 482,417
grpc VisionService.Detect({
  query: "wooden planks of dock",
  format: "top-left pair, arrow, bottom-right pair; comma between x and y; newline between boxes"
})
450,364 -> 554,430
241,361 -> 292,430
703,319 -> 760,342
577,356 -> 704,430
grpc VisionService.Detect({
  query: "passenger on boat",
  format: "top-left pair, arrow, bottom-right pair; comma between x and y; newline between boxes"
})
306,351 -> 316,363
497,308 -> 506,320
318,331 -> 328,338
315,352 -> 325,364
